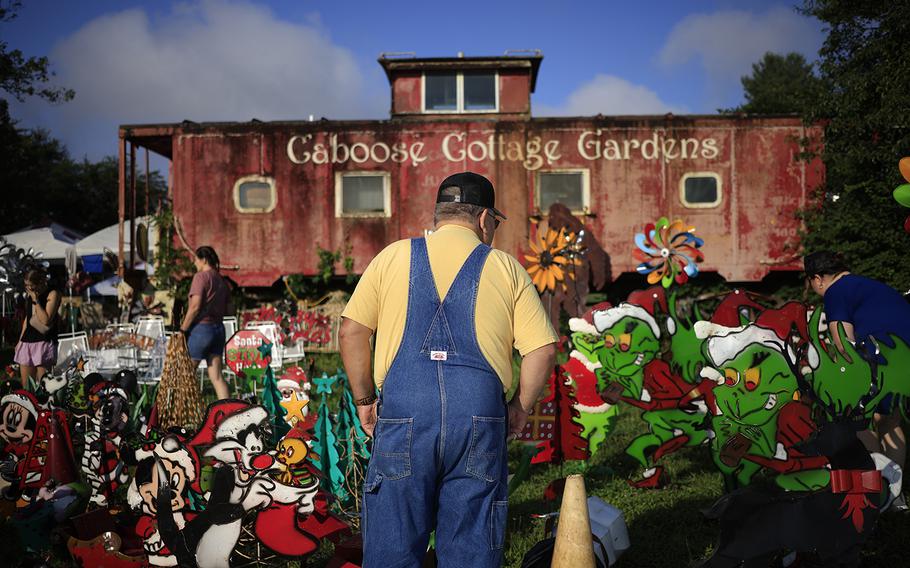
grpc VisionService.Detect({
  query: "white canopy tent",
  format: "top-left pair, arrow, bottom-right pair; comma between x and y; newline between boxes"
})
1,223 -> 82,261
76,217 -> 150,257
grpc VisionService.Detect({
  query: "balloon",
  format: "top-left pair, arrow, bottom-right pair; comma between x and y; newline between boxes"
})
893,183 -> 910,208
900,157 -> 910,184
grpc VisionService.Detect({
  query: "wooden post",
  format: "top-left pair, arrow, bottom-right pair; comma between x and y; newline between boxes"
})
551,474 -> 596,568
118,133 -> 126,277
130,142 -> 137,269
145,147 -> 150,217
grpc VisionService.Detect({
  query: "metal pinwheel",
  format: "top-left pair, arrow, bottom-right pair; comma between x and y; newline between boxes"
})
0,237 -> 50,298
633,217 -> 704,288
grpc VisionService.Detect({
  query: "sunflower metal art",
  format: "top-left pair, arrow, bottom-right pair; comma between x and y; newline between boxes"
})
524,227 -> 585,293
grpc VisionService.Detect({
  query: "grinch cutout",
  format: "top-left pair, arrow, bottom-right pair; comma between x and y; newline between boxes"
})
81,381 -> 131,506
806,308 -> 910,419
592,299 -> 714,488
697,319 -> 829,492
128,434 -> 199,567
565,303 -> 618,455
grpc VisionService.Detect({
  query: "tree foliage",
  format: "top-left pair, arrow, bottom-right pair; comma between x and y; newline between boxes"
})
724,52 -> 826,115
0,1 -> 74,104
799,0 -> 910,290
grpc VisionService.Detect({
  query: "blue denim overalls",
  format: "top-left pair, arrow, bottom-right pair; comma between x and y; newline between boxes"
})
362,237 -> 508,568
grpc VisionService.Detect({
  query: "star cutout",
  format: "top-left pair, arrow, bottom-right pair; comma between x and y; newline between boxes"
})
280,392 -> 309,427
257,341 -> 273,364
313,374 -> 337,395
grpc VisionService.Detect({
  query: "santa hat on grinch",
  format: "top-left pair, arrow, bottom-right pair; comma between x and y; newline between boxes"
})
593,302 -> 662,338
695,301 -> 818,381
127,434 -> 199,508
1,390 -> 39,419
568,301 -> 612,335
277,366 -> 309,393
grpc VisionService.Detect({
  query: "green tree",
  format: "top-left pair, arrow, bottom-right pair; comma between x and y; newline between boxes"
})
724,52 -> 826,114
1,1 -> 74,105
799,0 -> 910,290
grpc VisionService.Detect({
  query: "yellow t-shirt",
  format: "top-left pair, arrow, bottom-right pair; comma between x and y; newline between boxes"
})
342,224 -> 558,391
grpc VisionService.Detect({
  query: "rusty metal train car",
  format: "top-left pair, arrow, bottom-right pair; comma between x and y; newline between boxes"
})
118,52 -> 823,287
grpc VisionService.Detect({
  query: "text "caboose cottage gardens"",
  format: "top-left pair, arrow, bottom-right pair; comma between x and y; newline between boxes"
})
286,130 -> 720,171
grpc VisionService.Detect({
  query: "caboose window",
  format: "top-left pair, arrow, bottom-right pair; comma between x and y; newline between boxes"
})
680,173 -> 722,208
233,176 -> 276,213
424,72 -> 498,113
463,73 -> 496,110
536,170 -> 589,214
336,172 -> 391,217
425,73 -> 457,111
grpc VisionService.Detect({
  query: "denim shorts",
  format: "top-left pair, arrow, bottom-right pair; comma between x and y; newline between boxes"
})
187,322 -> 225,361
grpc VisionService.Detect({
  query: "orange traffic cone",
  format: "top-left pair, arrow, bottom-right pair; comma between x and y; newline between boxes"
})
551,474 -> 596,568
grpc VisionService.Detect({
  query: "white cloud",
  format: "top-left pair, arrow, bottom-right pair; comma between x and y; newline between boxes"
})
657,6 -> 823,105
535,74 -> 685,117
13,0 -> 385,159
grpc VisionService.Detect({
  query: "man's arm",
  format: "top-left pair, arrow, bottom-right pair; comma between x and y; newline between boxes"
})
339,316 -> 377,436
507,342 -> 557,439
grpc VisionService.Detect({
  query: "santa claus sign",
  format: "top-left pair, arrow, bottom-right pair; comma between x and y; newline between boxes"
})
225,330 -> 272,375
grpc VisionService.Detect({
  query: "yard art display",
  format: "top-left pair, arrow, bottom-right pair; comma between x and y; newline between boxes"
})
0,350 -> 367,567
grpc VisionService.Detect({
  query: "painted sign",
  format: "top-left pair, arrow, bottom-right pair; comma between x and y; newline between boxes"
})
225,330 -> 272,375
286,131 -> 719,171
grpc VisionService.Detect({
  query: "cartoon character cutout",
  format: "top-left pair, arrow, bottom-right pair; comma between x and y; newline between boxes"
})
592,299 -> 714,488
128,434 -> 199,567
277,367 -> 310,427
163,400 -> 319,565
0,390 -> 39,497
806,308 -> 910,419
274,427 -> 316,487
565,302 -> 619,455
81,381 -> 131,506
698,321 -> 829,491
1,390 -> 78,504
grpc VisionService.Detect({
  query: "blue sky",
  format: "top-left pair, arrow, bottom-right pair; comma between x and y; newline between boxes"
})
4,0 -> 824,161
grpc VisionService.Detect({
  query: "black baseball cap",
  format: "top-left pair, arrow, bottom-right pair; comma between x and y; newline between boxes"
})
436,171 -> 507,219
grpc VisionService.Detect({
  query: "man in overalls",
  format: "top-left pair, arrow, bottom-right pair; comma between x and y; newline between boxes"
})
341,171 -> 558,567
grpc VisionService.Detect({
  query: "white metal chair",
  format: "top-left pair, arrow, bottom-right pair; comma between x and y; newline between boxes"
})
57,331 -> 89,363
106,323 -> 136,335
136,316 -> 166,340
282,341 -> 306,363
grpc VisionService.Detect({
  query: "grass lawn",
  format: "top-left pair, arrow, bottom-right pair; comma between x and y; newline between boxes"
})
500,408 -> 910,568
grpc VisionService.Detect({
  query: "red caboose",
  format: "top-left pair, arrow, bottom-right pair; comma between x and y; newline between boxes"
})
118,52 -> 822,287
